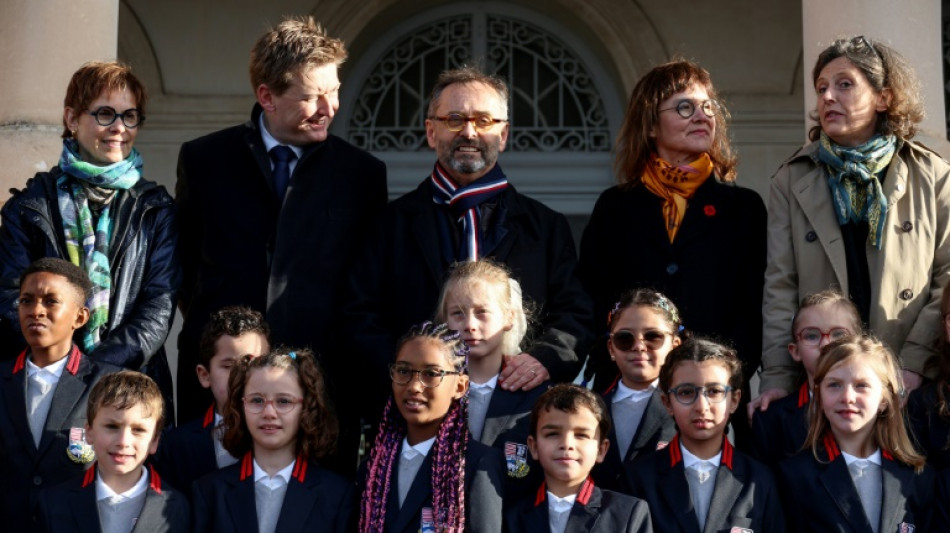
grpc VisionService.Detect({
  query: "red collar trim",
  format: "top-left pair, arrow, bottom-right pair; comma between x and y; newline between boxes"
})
882,449 -> 894,461
13,346 -> 82,375
797,382 -> 810,408
534,482 -> 547,507
668,434 -> 682,466
291,455 -> 308,482
721,438 -> 734,470
202,404 -> 215,428
239,452 -> 254,481
603,374 -> 622,395
532,477 -> 595,507
82,463 -> 97,488
822,433 -> 841,461
149,464 -> 163,494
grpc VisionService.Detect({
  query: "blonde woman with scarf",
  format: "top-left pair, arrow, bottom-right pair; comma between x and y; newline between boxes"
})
578,60 -> 766,448
0,61 -> 179,418
752,36 -> 950,420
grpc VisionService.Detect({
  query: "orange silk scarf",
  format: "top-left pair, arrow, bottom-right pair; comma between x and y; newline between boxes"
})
640,153 -> 714,242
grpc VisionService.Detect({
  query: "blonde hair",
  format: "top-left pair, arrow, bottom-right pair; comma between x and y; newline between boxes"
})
249,16 -> 347,95
435,259 -> 529,356
805,336 -> 924,471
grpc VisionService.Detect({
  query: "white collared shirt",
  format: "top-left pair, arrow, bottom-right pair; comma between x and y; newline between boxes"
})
258,113 -> 303,175
470,373 -> 499,390
95,465 -> 149,503
612,380 -> 656,404
841,449 -> 883,466
400,436 -> 436,461
680,442 -> 722,470
546,491 -> 576,533
26,355 -> 68,386
253,458 -> 294,489
212,412 -> 238,468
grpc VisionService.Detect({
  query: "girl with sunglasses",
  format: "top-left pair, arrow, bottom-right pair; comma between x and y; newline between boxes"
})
193,348 -> 352,533
777,336 -> 933,532
752,290 -> 863,468
358,323 -> 503,533
590,288 -> 680,493
628,337 -> 785,532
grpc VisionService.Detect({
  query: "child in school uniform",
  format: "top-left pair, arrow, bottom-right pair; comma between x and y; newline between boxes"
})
34,370 -> 189,532
153,306 -> 270,492
503,384 -> 652,533
752,289 -> 862,467
628,337 -> 785,533
591,289 -> 680,493
907,278 -> 950,470
192,348 -> 352,533
358,322 -> 504,533
777,336 -> 935,532
0,258 -> 119,533
436,259 -> 545,497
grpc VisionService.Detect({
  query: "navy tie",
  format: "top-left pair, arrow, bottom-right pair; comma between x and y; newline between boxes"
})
269,145 -> 295,199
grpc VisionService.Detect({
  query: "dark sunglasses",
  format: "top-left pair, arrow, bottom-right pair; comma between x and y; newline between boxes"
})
610,329 -> 672,351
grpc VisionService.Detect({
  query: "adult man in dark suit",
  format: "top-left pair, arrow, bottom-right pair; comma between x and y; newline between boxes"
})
175,16 -> 387,458
345,66 -> 592,420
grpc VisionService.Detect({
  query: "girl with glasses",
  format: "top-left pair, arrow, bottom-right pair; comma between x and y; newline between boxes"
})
358,322 -> 503,533
578,59 -> 766,450
907,279 -> 950,471
192,348 -> 352,533
628,337 -> 785,532
777,336 -> 934,532
752,290 -> 863,468
590,288 -> 681,493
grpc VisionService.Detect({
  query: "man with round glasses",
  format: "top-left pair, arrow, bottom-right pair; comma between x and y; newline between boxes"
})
346,66 -> 593,421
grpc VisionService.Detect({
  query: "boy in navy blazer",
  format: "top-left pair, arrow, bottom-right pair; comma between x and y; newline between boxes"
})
504,384 -> 652,533
0,258 -> 119,533
153,306 -> 269,492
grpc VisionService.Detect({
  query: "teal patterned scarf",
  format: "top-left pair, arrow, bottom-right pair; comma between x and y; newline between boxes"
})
816,132 -> 897,249
56,139 -> 142,351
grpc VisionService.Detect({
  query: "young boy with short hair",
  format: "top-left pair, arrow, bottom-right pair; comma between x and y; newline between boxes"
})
35,370 -> 189,532
504,384 -> 653,533
152,306 -> 269,492
0,258 -> 119,533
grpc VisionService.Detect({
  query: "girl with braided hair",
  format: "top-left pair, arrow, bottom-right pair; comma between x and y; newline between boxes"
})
358,322 -> 504,533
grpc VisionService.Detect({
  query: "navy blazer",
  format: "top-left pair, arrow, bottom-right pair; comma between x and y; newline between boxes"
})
504,477 -> 652,533
593,381 -> 676,493
751,382 -> 810,468
0,347 -> 117,533
777,434 -> 934,532
344,177 -> 594,421
906,381 -> 950,470
192,453 -> 353,533
35,464 -> 189,532
627,435 -> 785,533
477,381 -> 548,500
153,404 -> 219,493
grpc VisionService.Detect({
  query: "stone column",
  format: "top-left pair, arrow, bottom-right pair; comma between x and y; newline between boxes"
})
801,0 -> 948,154
0,0 -> 118,205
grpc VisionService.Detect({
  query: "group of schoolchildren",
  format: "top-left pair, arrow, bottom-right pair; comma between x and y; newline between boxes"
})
3,255 -> 950,532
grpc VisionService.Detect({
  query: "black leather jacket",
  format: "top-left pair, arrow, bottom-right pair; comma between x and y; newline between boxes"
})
0,167 -> 180,374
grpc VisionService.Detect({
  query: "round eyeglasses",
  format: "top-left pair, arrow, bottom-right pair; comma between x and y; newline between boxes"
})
243,394 -> 303,414
430,113 -> 507,132
667,384 -> 733,406
795,327 -> 852,347
610,329 -> 672,351
390,363 -> 461,388
88,106 -> 145,128
658,99 -> 718,119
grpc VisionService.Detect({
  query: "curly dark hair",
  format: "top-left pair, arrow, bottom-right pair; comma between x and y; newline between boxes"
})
20,257 -> 92,305
221,347 -> 338,460
197,306 -> 270,368
659,336 -> 743,393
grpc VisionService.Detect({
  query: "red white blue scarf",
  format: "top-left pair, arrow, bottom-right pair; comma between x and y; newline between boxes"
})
430,163 -> 508,260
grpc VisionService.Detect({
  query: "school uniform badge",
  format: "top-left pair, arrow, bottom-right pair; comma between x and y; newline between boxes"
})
505,441 -> 530,478
66,427 -> 94,464
729,528 -> 752,533
899,523 -> 915,533
656,440 -> 669,450
419,507 -> 435,533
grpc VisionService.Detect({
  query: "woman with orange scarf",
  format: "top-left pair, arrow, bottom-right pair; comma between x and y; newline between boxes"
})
577,60 -> 766,447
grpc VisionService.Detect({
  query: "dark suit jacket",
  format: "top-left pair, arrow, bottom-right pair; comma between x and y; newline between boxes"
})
192,453 -> 353,533
152,404 -> 218,493
344,177 -> 593,418
34,464 -> 189,532
175,105 -> 387,423
906,381 -> 950,470
503,477 -> 652,533
627,435 -> 785,533
777,435 -> 934,532
0,346 -> 117,533
593,385 -> 676,493
578,180 -> 766,388
751,382 -> 810,468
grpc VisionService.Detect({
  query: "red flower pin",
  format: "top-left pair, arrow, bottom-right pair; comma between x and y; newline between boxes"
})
703,205 -> 716,217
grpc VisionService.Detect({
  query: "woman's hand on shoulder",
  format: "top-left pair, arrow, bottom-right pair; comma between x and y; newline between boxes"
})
747,388 -> 790,423
498,354 -> 549,391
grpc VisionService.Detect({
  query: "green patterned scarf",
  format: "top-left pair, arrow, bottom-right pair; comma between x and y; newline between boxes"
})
816,132 -> 897,249
56,139 -> 142,351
